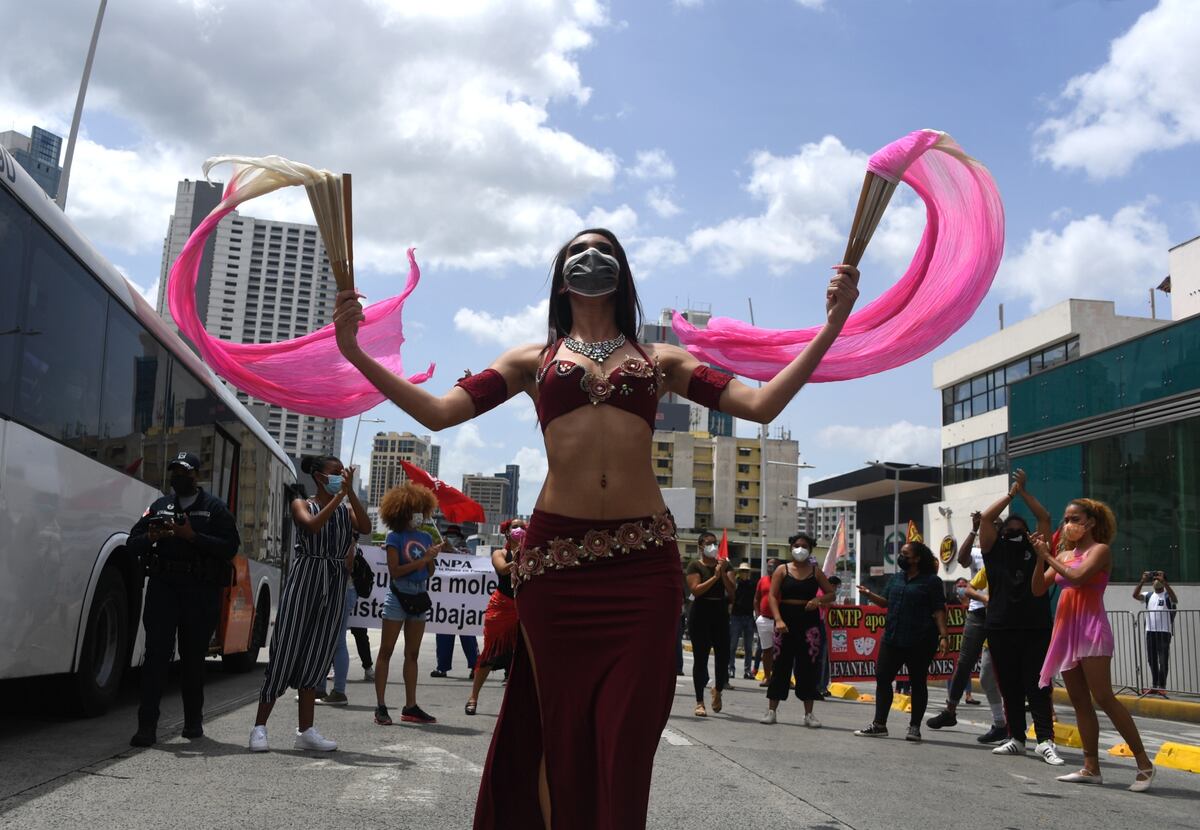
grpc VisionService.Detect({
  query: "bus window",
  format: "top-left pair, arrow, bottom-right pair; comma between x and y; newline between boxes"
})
0,188 -> 29,418
164,362 -> 224,492
98,297 -> 170,488
16,219 -> 106,454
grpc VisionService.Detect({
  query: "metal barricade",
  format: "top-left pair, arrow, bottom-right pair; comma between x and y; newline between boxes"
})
1106,610 -> 1143,695
1138,608 -> 1200,697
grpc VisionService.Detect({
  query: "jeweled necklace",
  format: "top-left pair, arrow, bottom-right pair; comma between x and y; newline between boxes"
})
564,333 -> 626,364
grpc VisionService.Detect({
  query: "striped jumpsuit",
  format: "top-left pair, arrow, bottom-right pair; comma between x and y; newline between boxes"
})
259,500 -> 355,703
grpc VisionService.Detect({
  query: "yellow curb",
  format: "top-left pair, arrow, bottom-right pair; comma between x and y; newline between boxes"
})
858,694 -> 876,703
1042,686 -> 1200,725
827,682 -> 860,700
1154,742 -> 1200,774
1108,743 -> 1134,757
892,693 -> 913,713
1027,722 -> 1083,748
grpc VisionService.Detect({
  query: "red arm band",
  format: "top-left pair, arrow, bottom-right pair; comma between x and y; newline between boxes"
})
686,365 -> 733,411
455,369 -> 508,416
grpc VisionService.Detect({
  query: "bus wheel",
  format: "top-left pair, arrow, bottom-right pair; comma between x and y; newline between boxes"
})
222,592 -> 269,673
72,567 -> 130,716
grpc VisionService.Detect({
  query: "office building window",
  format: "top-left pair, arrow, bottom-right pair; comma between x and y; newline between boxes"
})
942,337 -> 1079,425
943,433 -> 1008,485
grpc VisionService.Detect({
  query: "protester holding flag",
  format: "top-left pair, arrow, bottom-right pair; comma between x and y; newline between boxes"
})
760,533 -> 837,726
686,530 -> 736,717
466,519 -> 527,716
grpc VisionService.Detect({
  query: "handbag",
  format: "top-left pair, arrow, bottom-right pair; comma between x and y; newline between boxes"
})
391,581 -> 432,616
352,549 -> 374,599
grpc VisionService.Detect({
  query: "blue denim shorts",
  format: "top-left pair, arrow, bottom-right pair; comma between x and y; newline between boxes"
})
382,586 -> 423,622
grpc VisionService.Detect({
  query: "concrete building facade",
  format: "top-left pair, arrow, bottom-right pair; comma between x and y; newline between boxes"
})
0,126 -> 62,200
925,299 -> 1167,580
367,431 -> 439,506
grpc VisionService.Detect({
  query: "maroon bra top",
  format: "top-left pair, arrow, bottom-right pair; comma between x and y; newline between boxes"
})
534,339 -> 663,432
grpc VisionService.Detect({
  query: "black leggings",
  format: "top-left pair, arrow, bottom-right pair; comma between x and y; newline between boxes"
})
689,601 -> 730,701
350,626 -> 373,668
767,609 -> 821,703
986,628 -> 1053,744
872,637 -> 936,727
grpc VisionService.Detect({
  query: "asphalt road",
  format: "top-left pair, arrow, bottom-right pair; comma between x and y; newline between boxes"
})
2,634 -> 1198,830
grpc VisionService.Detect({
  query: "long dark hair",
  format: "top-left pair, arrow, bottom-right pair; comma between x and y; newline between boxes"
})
545,228 -> 644,351
905,541 -> 939,576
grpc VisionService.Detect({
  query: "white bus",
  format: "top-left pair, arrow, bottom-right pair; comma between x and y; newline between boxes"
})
0,145 -> 296,714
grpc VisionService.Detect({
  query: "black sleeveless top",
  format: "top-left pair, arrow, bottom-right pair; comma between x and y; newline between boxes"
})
780,565 -> 821,628
497,550 -> 515,598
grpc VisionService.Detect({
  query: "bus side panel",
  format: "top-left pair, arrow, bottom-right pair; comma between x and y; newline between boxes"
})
218,555 -> 254,654
0,420 -> 154,679
247,558 -> 280,643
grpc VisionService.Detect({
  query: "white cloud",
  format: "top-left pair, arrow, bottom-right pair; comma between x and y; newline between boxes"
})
0,0 -> 621,270
817,421 -> 941,467
1034,0 -> 1200,178
629,148 -> 676,180
511,446 -> 548,514
686,136 -> 865,274
453,299 -> 550,348
646,187 -> 681,218
584,204 -> 639,237
437,422 -> 492,493
629,235 -> 689,276
1000,202 -> 1169,312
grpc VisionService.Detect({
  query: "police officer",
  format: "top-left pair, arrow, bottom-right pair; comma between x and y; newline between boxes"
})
127,451 -> 240,747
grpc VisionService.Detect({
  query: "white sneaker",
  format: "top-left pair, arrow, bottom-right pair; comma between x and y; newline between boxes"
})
760,709 -> 777,725
363,666 -> 375,681
804,713 -> 822,729
992,738 -> 1027,756
294,727 -> 337,752
248,725 -> 269,753
1035,740 -> 1066,766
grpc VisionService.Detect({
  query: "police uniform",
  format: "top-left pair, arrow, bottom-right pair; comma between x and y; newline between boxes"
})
127,452 -> 240,741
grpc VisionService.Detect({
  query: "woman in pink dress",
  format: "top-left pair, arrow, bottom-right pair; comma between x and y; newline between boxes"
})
1032,498 -> 1153,792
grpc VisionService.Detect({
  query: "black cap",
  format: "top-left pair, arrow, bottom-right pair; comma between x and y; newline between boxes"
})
168,451 -> 201,472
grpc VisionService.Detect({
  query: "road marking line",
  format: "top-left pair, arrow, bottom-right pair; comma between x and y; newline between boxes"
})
661,728 -> 693,746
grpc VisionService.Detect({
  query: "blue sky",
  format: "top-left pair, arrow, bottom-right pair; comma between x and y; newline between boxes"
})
4,0 -> 1198,513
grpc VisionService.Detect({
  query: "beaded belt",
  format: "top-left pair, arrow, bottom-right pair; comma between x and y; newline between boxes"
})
512,511 -> 677,590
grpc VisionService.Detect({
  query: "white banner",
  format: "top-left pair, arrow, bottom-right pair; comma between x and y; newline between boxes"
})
348,545 -> 497,636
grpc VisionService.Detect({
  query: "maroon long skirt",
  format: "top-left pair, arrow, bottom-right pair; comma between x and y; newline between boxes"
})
473,509 -> 682,830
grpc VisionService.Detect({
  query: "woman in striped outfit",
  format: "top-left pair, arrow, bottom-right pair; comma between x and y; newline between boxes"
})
248,455 -> 371,752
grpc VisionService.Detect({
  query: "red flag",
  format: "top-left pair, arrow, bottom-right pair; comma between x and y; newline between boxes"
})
717,528 -> 729,561
398,460 -> 486,523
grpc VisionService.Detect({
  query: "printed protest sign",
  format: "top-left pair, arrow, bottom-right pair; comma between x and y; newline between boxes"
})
348,545 -> 495,636
825,604 -> 968,681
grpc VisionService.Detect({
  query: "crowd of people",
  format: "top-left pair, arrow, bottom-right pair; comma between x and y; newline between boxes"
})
123,226 -> 1175,829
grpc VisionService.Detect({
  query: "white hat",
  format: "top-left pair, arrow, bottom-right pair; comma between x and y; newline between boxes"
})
736,562 -> 752,572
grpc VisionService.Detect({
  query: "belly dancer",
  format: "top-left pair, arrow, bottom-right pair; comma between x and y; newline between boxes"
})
333,229 -> 860,830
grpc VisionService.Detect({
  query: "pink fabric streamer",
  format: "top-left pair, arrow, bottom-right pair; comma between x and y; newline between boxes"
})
167,161 -> 433,419
671,129 -> 1004,382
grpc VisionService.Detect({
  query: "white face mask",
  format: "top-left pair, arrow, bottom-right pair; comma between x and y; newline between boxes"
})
703,544 -> 717,556
791,546 -> 809,562
410,512 -> 425,528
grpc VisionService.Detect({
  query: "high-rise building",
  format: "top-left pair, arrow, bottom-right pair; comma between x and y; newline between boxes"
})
1,126 -> 63,199
462,473 -> 513,536
493,464 -> 520,518
800,501 -> 857,549
368,431 -> 439,506
924,299 -> 1166,578
156,179 -> 342,465
640,307 -> 734,437
651,430 -> 799,560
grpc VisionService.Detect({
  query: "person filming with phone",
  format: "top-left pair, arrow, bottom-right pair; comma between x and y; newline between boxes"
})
1133,569 -> 1178,694
126,451 -> 241,748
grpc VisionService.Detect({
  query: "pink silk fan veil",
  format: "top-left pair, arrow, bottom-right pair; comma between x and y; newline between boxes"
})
671,130 -> 1004,382
167,155 -> 433,418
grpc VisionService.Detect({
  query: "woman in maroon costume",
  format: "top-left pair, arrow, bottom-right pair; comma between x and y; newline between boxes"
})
333,229 -> 859,830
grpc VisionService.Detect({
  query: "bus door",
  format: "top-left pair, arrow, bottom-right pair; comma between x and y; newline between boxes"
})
211,426 -> 253,655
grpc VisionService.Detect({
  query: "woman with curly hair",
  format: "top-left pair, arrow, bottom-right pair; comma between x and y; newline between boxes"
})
373,482 -> 445,726
334,228 -> 860,829
465,518 -> 527,716
1032,499 -> 1154,791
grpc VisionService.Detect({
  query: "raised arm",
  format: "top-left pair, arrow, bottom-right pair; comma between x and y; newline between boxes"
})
660,266 -> 859,423
1032,533 -> 1111,588
1133,571 -> 1149,601
978,476 -> 1021,553
957,511 -> 981,567
1012,469 -> 1052,539
334,290 -> 540,430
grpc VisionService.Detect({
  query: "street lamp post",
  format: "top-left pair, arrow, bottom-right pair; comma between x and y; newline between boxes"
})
58,0 -> 108,210
349,415 -> 385,471
765,459 -> 813,574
